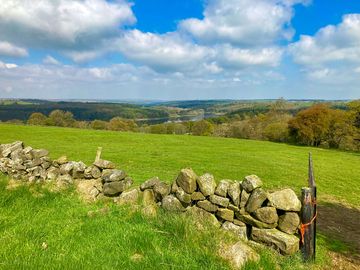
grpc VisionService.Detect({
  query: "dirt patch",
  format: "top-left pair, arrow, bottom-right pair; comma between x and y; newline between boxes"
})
318,202 -> 360,264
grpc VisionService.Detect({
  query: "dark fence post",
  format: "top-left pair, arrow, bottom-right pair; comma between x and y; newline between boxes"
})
300,153 -> 317,261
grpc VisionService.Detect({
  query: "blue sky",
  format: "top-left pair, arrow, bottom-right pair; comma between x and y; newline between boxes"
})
0,0 -> 360,100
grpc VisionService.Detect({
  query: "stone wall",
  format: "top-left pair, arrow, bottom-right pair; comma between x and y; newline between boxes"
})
0,141 -> 302,256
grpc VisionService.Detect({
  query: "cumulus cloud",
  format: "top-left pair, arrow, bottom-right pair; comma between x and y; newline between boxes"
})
0,0 -> 135,52
43,55 -> 61,65
0,41 -> 28,57
116,30 -> 212,72
180,0 -> 306,46
289,14 -> 360,65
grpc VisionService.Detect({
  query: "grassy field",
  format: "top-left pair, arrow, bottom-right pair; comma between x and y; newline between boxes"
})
0,124 -> 359,207
0,124 -> 358,269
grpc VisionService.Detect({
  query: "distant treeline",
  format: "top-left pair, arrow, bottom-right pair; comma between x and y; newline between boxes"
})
0,101 -> 168,121
3,99 -> 360,152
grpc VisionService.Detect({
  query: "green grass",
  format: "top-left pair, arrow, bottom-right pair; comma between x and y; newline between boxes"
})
0,124 -> 359,207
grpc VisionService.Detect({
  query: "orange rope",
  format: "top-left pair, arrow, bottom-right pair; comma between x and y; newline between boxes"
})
300,199 -> 317,244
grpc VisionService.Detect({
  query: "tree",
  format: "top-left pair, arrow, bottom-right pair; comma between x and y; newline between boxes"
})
191,120 -> 214,136
107,117 -> 138,131
90,120 -> 107,130
28,112 -> 47,126
47,110 -> 76,127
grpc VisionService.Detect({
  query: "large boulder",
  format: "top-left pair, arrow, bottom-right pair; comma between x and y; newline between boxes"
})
253,207 -> 278,224
268,189 -> 301,212
228,181 -> 241,206
215,179 -> 232,197
251,228 -> 300,255
245,188 -> 267,213
241,175 -> 263,193
209,194 -> 230,208
221,221 -> 247,240
278,212 -> 300,235
161,195 -> 185,212
219,241 -> 259,270
176,168 -> 198,194
197,200 -> 218,213
197,173 -> 216,196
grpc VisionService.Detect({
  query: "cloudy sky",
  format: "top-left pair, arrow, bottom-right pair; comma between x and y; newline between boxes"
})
0,0 -> 360,100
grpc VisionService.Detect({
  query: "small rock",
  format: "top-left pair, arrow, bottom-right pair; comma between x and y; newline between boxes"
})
219,241 -> 259,270
153,182 -> 171,201
102,170 -> 127,182
171,180 -> 179,193
253,207 -> 279,224
197,200 -> 218,213
228,181 -> 241,206
239,189 -> 250,208
197,173 -> 216,196
228,203 -> 240,212
191,192 -> 205,201
268,189 -> 301,212
54,156 -> 68,165
31,149 -> 49,159
222,221 -> 247,240
233,219 -> 246,227
161,195 -> 185,212
140,177 -> 161,191
241,175 -> 263,193
278,212 -> 300,234
175,186 -> 192,204
142,189 -> 158,217
60,162 -> 74,175
93,159 -> 115,169
209,194 -> 230,208
186,206 -> 220,229
216,208 -> 234,222
245,188 -> 267,213
236,213 -> 277,229
215,179 -> 232,197
176,168 -> 198,194
103,177 -> 133,196
251,227 -> 300,255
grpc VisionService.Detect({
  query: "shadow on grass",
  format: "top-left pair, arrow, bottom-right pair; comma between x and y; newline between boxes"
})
318,202 -> 360,262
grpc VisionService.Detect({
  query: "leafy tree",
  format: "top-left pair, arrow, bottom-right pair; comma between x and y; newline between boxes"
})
191,120 -> 214,136
28,112 -> 47,126
47,110 -> 76,127
90,120 -> 107,130
107,117 -> 138,131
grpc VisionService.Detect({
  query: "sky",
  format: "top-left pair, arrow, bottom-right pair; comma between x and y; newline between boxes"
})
0,0 -> 360,100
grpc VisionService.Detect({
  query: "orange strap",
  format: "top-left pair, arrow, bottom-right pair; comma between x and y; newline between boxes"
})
300,198 -> 317,244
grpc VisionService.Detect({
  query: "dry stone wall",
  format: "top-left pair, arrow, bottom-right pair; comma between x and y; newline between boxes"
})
0,141 -> 302,256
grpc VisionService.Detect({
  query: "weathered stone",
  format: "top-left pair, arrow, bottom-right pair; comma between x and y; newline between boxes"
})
153,182 -> 171,201
103,178 -> 133,196
176,168 -> 198,194
245,188 -> 267,213
268,189 -> 301,212
57,174 -> 73,184
233,219 -> 246,227
241,175 -> 263,193
222,221 -> 247,240
197,200 -> 218,213
171,180 -> 179,193
186,206 -> 220,229
76,179 -> 102,201
219,241 -> 259,270
140,177 -> 161,191
240,189 -> 250,208
191,192 -> 205,201
175,186 -> 192,204
31,149 -> 49,159
254,207 -> 278,224
228,181 -> 241,206
142,189 -> 158,217
93,159 -> 115,169
60,162 -> 74,175
235,213 -> 278,229
228,203 -> 240,212
72,161 -> 86,179
215,179 -> 232,197
278,212 -> 300,235
54,156 -> 68,165
25,158 -> 42,168
115,188 -> 139,205
161,195 -> 185,212
209,194 -> 229,207
216,208 -> 234,222
84,165 -> 100,179
106,170 -> 127,182
197,173 -> 216,196
2,141 -> 23,157
251,228 -> 300,255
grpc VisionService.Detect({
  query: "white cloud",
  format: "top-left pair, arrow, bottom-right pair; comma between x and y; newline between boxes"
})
116,30 -> 212,72
289,14 -> 360,65
43,55 -> 61,65
180,0 -> 306,46
0,41 -> 28,57
0,61 -> 18,69
0,0 -> 135,52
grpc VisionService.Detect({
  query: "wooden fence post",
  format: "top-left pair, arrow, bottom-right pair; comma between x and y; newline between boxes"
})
300,153 -> 317,262
95,147 -> 102,162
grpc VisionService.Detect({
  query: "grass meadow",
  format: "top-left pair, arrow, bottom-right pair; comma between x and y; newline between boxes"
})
0,124 -> 358,269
